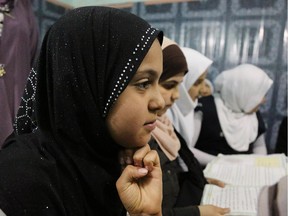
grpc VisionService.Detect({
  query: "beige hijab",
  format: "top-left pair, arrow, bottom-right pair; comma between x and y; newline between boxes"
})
151,37 -> 187,161
152,114 -> 181,161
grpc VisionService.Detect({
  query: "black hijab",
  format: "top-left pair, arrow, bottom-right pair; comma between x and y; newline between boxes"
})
0,6 -> 162,216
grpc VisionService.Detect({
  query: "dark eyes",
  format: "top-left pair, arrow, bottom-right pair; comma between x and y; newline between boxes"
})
162,83 -> 177,90
161,81 -> 179,90
135,80 -> 152,90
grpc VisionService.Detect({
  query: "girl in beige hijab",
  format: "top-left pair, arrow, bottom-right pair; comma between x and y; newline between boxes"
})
166,47 -> 215,167
151,37 -> 229,216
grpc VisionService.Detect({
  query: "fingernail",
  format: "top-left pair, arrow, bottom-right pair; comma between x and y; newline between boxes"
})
145,166 -> 151,172
138,168 -> 148,175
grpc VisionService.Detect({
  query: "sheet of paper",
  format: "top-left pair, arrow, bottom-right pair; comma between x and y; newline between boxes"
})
201,185 -> 261,216
203,154 -> 287,186
209,154 -> 287,167
202,154 -> 288,216
204,164 -> 286,186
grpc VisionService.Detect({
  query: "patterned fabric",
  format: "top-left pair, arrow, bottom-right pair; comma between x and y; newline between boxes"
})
0,0 -> 39,147
14,68 -> 37,135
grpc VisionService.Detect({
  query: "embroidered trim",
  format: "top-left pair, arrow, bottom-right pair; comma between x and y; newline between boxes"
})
102,27 -> 158,117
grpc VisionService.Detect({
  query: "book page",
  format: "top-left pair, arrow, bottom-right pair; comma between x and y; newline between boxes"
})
203,154 -> 287,186
201,185 -> 261,216
204,164 -> 286,186
208,154 -> 287,167
202,154 -> 288,216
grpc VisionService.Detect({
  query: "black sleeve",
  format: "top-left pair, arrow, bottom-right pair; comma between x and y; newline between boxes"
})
149,136 -> 203,216
175,129 -> 208,189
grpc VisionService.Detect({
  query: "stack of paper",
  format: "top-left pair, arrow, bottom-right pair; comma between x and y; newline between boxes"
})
201,154 -> 287,216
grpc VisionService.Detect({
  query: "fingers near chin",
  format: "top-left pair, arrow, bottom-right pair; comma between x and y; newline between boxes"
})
143,150 -> 160,171
133,144 -> 151,167
117,165 -> 149,186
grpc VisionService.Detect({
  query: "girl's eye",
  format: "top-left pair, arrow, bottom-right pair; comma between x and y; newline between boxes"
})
162,84 -> 176,90
135,81 -> 151,90
194,80 -> 203,86
161,82 -> 178,90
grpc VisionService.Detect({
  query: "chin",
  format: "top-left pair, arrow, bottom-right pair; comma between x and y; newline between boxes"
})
123,135 -> 151,149
138,134 -> 152,146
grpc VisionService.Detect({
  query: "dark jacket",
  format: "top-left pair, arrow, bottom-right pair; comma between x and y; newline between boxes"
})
195,95 -> 266,155
149,129 -> 208,216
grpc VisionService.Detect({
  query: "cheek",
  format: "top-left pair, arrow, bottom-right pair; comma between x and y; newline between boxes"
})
161,92 -> 171,104
107,100 -> 149,148
188,87 -> 195,97
189,86 -> 202,101
193,86 -> 201,95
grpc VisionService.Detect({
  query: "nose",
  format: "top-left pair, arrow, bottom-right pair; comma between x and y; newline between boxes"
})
171,87 -> 180,101
200,87 -> 207,97
149,85 -> 165,113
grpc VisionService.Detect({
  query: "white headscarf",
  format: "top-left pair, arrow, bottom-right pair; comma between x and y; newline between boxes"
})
214,64 -> 273,151
167,47 -> 213,149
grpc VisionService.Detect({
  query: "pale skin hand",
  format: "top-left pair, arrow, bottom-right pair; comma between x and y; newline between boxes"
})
199,205 -> 230,216
206,178 -> 226,188
116,144 -> 162,216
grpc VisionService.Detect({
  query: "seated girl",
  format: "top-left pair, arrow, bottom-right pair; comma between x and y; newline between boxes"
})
194,64 -> 273,166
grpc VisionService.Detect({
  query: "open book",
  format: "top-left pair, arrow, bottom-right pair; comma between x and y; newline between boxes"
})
201,185 -> 262,216
201,154 -> 287,216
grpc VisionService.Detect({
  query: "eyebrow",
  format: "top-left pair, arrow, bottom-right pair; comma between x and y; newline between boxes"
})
163,80 -> 181,84
133,69 -> 160,80
196,78 -> 205,82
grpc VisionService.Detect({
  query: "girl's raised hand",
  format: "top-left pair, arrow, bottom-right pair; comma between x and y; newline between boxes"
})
117,144 -> 162,216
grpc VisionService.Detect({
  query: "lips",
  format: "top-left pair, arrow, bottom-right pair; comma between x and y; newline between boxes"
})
144,120 -> 157,131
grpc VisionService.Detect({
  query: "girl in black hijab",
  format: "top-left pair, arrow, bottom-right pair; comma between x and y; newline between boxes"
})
0,6 -> 164,216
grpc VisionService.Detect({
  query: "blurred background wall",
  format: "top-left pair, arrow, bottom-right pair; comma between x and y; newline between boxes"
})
32,0 -> 287,153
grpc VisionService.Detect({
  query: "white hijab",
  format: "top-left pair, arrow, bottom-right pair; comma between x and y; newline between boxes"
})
167,47 -> 213,149
214,64 -> 273,151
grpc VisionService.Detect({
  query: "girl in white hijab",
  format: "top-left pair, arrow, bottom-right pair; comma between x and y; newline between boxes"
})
201,79 -> 214,97
166,47 -> 215,169
194,64 -> 273,166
